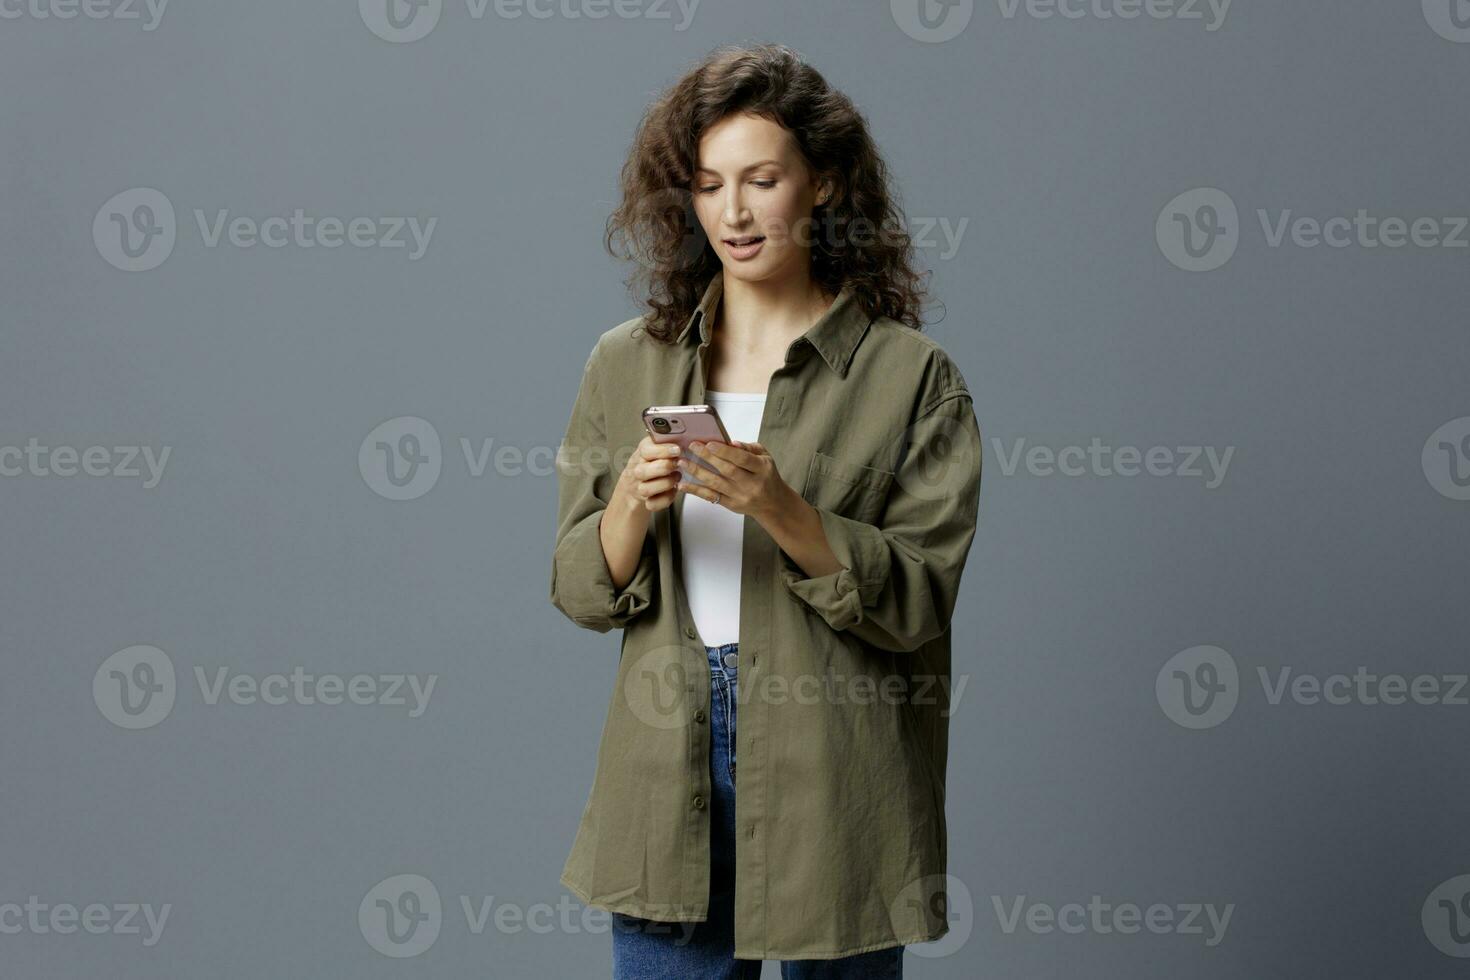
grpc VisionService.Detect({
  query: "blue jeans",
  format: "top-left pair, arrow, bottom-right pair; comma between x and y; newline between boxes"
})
611,641 -> 904,979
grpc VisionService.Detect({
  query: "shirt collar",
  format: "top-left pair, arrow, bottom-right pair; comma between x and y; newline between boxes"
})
675,275 -> 872,378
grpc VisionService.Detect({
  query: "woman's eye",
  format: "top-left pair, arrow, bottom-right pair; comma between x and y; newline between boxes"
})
694,179 -> 772,194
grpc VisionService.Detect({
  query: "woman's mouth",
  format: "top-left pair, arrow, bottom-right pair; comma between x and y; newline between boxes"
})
722,235 -> 765,260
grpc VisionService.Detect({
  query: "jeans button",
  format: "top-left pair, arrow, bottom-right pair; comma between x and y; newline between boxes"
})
722,651 -> 738,669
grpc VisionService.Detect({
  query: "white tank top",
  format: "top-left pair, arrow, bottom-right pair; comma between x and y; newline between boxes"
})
679,389 -> 767,646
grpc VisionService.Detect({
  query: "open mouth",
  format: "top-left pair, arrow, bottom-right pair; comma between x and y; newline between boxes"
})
723,235 -> 765,247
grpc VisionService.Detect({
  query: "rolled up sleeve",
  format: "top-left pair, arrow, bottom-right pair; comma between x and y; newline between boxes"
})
779,390 -> 981,653
549,340 -> 658,633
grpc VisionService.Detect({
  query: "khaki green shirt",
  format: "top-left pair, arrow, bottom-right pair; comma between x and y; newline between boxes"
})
551,274 -> 982,960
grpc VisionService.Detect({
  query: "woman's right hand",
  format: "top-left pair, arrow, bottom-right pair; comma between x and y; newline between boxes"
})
614,435 -> 684,514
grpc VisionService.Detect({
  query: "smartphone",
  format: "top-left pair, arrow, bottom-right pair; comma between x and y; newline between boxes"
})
642,404 -> 730,488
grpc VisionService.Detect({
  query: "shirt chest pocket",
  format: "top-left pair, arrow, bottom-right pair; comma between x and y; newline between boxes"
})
800,450 -> 895,526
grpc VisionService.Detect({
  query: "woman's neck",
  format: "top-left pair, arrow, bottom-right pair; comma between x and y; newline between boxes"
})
714,273 -> 836,358
702,272 -> 837,395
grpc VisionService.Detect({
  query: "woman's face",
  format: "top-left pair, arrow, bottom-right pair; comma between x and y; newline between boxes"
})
691,112 -> 830,286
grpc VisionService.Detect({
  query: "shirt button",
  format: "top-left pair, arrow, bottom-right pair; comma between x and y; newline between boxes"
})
693,708 -> 706,723
692,795 -> 706,810
684,626 -> 697,640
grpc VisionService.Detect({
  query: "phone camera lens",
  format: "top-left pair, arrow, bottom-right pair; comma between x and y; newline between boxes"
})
651,418 -> 670,432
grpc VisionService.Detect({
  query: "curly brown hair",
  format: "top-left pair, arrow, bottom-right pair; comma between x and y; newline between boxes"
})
604,42 -> 932,344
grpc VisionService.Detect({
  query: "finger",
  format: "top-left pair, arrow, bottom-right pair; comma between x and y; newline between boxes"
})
640,474 -> 681,497
641,438 -> 682,461
678,461 -> 733,498
684,442 -> 737,479
678,480 -> 727,506
644,486 -> 678,509
692,439 -> 760,474
636,456 -> 680,480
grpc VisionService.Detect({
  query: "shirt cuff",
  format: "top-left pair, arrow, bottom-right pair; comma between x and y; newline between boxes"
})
777,506 -> 890,632
551,510 -> 657,632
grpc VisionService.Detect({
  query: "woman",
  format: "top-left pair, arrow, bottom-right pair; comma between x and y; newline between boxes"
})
550,43 -> 982,979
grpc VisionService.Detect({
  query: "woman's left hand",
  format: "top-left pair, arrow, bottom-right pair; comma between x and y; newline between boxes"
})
677,439 -> 796,525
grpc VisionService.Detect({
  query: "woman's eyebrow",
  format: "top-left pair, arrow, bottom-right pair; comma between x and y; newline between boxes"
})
694,159 -> 784,176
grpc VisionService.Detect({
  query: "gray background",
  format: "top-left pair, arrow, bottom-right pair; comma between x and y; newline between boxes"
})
3,0 -> 1468,976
